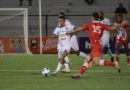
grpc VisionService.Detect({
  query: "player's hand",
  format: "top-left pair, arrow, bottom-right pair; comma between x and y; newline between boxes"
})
122,20 -> 128,26
66,31 -> 74,35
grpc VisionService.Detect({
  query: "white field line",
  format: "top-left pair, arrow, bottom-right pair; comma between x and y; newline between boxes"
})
0,69 -> 130,73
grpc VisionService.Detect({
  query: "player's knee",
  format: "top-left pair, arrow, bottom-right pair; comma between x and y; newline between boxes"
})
94,60 -> 99,66
76,51 -> 80,55
104,47 -> 108,51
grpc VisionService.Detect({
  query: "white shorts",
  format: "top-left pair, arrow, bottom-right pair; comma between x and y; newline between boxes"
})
71,35 -> 79,51
57,49 -> 69,59
101,31 -> 110,48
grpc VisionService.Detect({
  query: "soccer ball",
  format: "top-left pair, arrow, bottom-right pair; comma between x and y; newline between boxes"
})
42,68 -> 51,76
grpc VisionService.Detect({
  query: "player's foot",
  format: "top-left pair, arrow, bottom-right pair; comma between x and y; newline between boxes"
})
127,62 -> 130,66
114,61 -> 121,73
52,71 -> 58,76
61,68 -> 71,73
88,61 -> 93,68
71,74 -> 81,79
111,57 -> 114,62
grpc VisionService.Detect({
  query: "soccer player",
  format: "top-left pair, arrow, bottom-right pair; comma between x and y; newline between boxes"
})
113,15 -> 130,65
50,16 -> 75,75
99,11 -> 114,61
67,12 -> 126,79
58,12 -> 88,72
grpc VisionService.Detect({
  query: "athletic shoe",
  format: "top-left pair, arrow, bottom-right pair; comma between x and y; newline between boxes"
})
52,71 -> 58,76
114,61 -> 121,73
127,59 -> 130,66
71,74 -> 80,79
61,68 -> 71,73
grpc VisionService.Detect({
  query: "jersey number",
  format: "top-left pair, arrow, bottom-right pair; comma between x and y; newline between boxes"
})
92,25 -> 101,34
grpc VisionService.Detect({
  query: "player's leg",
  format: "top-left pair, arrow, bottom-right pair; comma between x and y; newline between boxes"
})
71,35 -> 87,59
94,57 -> 120,72
101,34 -> 114,62
53,51 -> 68,75
71,56 -> 92,79
123,41 -> 130,65
61,56 -> 71,73
58,49 -> 70,70
115,44 -> 120,63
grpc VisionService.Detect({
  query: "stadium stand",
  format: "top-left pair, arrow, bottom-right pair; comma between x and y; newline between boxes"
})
0,0 -> 129,37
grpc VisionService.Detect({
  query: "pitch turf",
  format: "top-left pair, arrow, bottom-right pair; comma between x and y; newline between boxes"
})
0,54 -> 130,90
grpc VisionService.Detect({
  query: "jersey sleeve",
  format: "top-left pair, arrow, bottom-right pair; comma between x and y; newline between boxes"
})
82,23 -> 89,30
65,19 -> 72,25
102,24 -> 110,30
107,19 -> 112,26
53,27 -> 59,35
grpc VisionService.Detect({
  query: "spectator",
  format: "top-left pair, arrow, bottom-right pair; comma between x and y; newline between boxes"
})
115,3 -> 127,15
19,0 -> 32,6
85,0 -> 94,5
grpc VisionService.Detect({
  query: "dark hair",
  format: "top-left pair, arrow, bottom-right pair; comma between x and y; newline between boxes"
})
59,16 -> 65,20
92,12 -> 99,20
59,12 -> 65,16
99,11 -> 104,16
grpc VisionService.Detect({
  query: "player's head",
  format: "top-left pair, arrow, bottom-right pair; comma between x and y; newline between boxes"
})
58,16 -> 65,27
117,15 -> 123,23
98,11 -> 104,20
119,3 -> 123,8
91,12 -> 99,21
59,12 -> 65,17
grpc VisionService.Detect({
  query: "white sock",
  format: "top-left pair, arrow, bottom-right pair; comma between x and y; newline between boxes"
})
64,63 -> 69,69
83,62 -> 88,68
107,49 -> 113,58
55,62 -> 63,72
79,52 -> 87,59
99,59 -> 104,66
64,56 -> 69,63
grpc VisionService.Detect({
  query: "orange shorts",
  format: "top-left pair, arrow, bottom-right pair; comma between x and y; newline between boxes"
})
90,41 -> 103,58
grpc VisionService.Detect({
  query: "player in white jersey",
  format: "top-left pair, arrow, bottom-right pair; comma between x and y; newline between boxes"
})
113,15 -> 130,65
99,11 -> 114,62
58,12 -> 88,72
50,16 -> 75,75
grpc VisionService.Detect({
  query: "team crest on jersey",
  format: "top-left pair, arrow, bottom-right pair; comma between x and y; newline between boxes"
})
66,27 -> 69,30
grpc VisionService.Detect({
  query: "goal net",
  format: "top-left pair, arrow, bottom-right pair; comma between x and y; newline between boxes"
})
0,8 -> 29,54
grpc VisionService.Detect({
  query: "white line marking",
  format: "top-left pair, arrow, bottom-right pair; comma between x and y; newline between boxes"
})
0,69 -> 130,73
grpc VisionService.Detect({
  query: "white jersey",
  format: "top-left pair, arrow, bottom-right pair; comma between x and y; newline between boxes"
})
53,25 -> 75,52
100,17 -> 111,34
100,17 -> 112,47
58,19 -> 79,51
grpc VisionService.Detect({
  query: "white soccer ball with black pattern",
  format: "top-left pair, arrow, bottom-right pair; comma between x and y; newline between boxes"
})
42,68 -> 51,76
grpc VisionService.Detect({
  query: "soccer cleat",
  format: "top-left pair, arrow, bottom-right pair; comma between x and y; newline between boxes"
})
114,61 -> 121,73
52,71 -> 58,76
127,59 -> 130,66
111,57 -> 114,62
71,74 -> 80,79
61,68 -> 71,73
88,61 -> 93,68
127,63 -> 130,66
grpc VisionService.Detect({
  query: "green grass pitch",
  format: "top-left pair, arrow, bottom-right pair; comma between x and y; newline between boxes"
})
0,54 -> 130,90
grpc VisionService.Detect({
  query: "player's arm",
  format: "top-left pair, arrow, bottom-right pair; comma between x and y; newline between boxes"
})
66,26 -> 83,35
49,34 -> 57,39
110,21 -> 128,30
